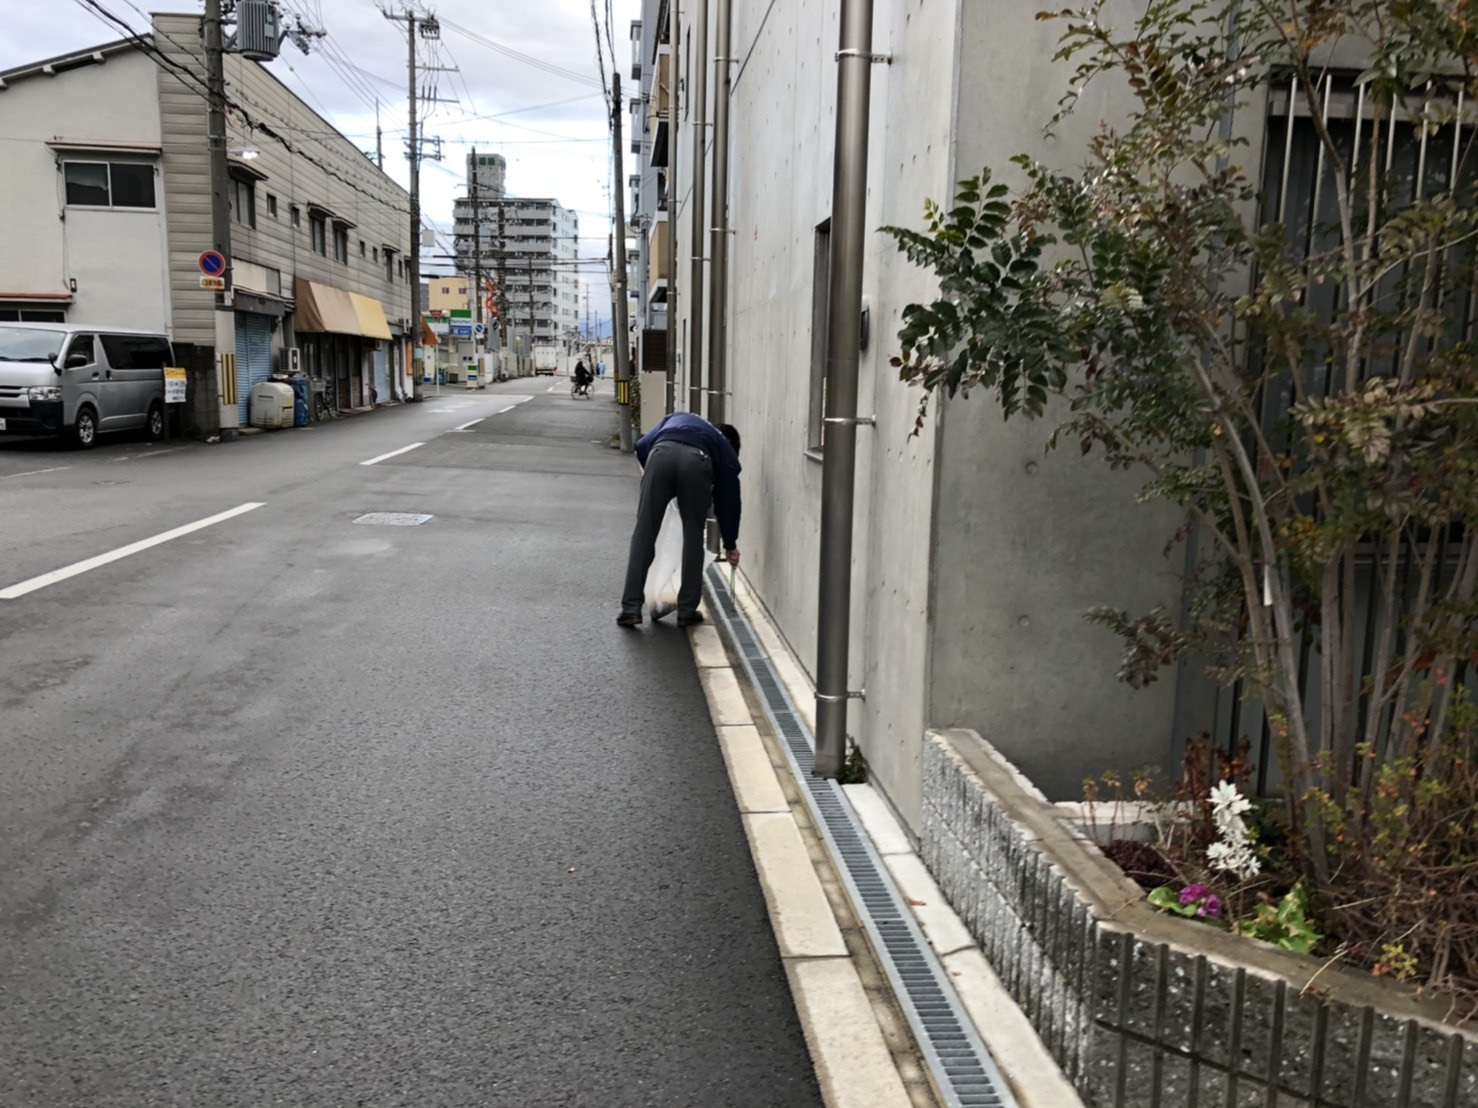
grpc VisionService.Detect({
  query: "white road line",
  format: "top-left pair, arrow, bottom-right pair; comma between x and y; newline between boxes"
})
0,502 -> 265,601
360,443 -> 424,466
452,418 -> 485,431
114,448 -> 182,462
0,466 -> 71,481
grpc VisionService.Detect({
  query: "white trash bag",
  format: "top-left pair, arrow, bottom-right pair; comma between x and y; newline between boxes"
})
643,501 -> 684,619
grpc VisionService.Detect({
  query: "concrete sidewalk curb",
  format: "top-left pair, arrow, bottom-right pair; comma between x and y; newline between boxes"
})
690,625 -> 919,1108
692,588 -> 1084,1108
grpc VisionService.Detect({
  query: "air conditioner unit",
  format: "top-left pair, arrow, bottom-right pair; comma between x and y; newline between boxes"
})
285,346 -> 301,375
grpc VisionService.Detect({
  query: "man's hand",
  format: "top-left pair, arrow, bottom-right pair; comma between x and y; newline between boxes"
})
725,548 -> 740,567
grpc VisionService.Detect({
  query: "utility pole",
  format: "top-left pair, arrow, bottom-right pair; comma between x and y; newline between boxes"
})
526,258 -> 536,369
708,0 -> 732,426
498,198 -> 508,356
471,147 -> 483,365
813,0 -> 880,778
687,0 -> 708,417
201,0 -> 228,438
611,71 -> 634,451
375,99 -> 384,169
665,0 -> 680,416
385,5 -> 431,396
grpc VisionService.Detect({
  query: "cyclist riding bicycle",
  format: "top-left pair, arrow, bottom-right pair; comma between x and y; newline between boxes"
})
573,361 -> 594,398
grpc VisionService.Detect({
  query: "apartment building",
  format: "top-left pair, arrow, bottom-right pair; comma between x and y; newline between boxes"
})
451,153 -> 579,351
0,13 -> 413,435
627,16 -> 670,385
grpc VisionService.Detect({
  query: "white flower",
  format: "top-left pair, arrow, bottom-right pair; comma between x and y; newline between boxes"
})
1209,780 -> 1251,819
1205,781 -> 1260,880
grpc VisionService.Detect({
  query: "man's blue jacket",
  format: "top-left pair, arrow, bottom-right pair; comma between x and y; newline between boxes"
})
635,412 -> 742,550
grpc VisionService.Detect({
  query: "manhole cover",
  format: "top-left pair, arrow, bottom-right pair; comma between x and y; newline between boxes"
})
353,512 -> 433,526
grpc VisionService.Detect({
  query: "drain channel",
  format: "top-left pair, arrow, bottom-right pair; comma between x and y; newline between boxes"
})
704,566 -> 1017,1108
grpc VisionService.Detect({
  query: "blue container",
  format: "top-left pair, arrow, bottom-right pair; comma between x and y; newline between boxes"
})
290,378 -> 310,427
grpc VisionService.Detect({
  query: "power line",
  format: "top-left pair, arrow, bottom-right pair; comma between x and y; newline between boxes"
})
439,17 -> 602,90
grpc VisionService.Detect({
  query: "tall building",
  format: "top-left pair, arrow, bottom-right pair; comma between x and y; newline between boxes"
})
451,153 -> 579,350
628,15 -> 669,379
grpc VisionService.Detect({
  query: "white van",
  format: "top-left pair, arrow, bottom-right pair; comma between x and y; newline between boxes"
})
0,323 -> 170,448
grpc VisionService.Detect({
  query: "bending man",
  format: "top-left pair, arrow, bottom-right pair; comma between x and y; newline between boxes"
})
619,413 -> 742,628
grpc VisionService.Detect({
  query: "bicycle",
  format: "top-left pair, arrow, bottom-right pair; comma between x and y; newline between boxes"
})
571,379 -> 594,399
311,381 -> 337,421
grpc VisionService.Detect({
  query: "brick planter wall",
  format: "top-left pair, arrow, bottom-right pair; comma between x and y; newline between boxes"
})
920,728 -> 1477,1108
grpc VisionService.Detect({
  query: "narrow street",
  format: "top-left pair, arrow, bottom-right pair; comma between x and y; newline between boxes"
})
0,381 -> 823,1107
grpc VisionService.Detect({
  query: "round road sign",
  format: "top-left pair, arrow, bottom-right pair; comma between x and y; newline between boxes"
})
198,250 -> 227,276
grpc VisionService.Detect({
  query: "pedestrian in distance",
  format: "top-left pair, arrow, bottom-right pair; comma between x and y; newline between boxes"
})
597,359 -> 606,379
618,413 -> 742,628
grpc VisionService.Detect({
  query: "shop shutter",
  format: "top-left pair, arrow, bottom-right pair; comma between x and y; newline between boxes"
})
373,346 -> 389,403
233,312 -> 273,424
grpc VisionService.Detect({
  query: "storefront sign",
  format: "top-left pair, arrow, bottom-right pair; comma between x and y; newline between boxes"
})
164,366 -> 188,403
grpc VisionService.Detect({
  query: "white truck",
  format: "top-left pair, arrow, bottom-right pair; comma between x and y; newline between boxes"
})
533,345 -> 559,376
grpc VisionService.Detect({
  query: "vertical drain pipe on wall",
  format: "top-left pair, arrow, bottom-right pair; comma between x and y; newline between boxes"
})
686,0 -> 709,417
706,0 -> 732,425
665,0 -> 680,415
813,0 -> 878,779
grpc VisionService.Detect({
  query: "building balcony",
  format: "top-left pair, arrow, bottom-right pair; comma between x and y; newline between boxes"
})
649,52 -> 669,165
648,217 -> 668,301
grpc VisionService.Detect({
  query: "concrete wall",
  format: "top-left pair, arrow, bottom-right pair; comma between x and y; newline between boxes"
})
922,2 -> 1194,800
0,48 -> 172,331
664,0 -> 1256,822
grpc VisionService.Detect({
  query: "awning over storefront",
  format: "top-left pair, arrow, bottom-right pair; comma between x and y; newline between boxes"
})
420,316 -> 440,346
348,293 -> 393,341
294,278 -> 361,336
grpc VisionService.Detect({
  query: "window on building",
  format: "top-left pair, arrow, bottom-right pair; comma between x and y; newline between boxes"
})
0,304 -> 66,323
385,250 -> 396,280
62,160 -> 156,209
266,194 -> 278,217
291,205 -> 301,228
311,215 -> 327,255
441,285 -> 450,295
359,239 -> 366,257
333,226 -> 349,263
807,219 -> 831,455
372,246 -> 379,262
230,177 -> 256,228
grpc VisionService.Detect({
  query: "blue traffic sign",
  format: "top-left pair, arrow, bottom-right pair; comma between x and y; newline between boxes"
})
198,250 -> 227,276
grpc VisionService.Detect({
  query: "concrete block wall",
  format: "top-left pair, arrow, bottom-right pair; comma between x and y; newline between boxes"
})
920,728 -> 1478,1108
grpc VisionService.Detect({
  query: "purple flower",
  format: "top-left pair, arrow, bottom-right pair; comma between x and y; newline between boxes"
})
1198,895 -> 1222,919
1179,884 -> 1209,906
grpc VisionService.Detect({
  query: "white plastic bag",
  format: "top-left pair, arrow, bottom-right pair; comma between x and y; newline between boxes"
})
643,501 -> 684,619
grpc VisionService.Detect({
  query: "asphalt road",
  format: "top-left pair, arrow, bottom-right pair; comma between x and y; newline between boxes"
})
0,378 -> 822,1108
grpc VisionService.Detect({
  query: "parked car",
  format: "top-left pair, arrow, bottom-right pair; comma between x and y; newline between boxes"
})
0,323 -> 170,448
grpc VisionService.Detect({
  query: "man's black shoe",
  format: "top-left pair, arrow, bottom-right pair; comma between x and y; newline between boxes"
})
676,610 -> 705,627
617,610 -> 643,627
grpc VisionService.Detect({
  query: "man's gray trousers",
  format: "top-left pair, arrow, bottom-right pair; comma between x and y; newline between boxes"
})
621,440 -> 714,617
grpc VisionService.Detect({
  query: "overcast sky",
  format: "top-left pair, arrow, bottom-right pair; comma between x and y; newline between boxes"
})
2,0 -> 640,329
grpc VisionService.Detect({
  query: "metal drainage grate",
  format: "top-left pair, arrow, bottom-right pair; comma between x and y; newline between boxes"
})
352,512 -> 433,526
705,564 -> 1017,1108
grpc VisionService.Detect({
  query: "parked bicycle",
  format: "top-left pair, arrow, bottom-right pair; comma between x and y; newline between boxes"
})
311,380 -> 337,421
